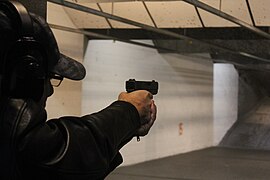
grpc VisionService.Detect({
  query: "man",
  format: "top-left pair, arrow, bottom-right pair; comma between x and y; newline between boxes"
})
0,1 -> 157,179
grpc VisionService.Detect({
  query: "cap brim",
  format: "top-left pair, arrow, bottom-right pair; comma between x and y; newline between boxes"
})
51,54 -> 86,81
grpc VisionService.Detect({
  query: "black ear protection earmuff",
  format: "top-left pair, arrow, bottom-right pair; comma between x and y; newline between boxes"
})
0,1 -> 47,100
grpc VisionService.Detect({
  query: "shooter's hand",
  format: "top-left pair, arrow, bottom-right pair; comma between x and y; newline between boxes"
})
118,90 -> 157,136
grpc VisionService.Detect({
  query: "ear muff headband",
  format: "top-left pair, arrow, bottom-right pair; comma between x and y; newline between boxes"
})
0,1 -> 33,36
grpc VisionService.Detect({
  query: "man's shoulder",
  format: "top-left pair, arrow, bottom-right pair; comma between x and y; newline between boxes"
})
0,98 -> 47,137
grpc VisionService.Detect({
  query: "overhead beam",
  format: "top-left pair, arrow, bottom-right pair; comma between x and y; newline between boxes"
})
86,27 -> 268,40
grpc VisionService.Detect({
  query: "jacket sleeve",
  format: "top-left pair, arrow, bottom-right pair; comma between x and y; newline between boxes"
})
55,101 -> 140,175
19,100 -> 140,179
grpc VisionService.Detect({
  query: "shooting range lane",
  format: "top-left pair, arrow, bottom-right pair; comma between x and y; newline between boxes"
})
106,147 -> 270,180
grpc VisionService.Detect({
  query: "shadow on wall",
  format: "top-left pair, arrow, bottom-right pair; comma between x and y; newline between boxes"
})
160,53 -> 213,96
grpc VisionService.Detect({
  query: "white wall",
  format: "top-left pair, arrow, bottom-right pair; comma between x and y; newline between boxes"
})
213,64 -> 238,145
82,40 -> 214,165
46,2 -> 84,119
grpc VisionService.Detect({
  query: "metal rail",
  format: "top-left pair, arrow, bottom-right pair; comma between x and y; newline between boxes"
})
182,0 -> 270,39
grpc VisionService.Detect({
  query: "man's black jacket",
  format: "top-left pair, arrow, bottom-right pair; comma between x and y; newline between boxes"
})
0,98 -> 140,179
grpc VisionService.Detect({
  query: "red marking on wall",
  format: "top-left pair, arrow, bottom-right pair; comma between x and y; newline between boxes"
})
179,122 -> 183,135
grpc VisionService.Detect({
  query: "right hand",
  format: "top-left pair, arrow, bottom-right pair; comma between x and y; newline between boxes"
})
118,90 -> 157,136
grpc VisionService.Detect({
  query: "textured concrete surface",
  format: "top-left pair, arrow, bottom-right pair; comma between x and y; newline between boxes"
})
106,147 -> 270,180
221,97 -> 270,150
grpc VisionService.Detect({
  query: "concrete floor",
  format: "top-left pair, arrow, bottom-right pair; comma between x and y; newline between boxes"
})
106,147 -> 270,180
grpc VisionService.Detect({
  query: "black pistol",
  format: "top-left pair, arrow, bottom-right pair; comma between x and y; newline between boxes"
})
126,79 -> 158,95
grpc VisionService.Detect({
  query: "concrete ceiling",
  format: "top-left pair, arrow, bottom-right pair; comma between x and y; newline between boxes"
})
50,0 -> 270,64
63,0 -> 269,28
